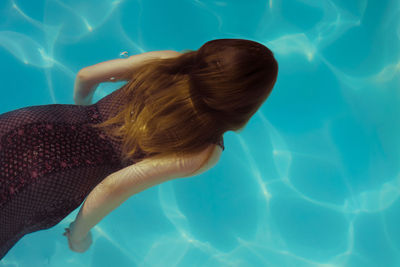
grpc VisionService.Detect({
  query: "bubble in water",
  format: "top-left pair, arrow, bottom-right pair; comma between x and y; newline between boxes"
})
119,51 -> 129,58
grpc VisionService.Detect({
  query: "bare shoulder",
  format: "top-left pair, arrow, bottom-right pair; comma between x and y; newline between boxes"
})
100,143 -> 222,192
185,143 -> 223,177
136,143 -> 222,179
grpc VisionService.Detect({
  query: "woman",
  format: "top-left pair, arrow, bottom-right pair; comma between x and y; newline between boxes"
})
0,38 -> 278,258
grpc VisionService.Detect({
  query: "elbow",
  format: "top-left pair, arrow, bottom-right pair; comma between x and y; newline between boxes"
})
75,69 -> 93,91
76,68 -> 90,83
74,69 -> 95,99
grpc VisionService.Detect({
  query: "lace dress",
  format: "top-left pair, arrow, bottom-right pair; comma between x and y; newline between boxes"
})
0,86 -> 224,260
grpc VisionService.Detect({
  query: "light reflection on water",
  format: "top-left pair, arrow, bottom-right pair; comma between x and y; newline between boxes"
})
0,0 -> 399,266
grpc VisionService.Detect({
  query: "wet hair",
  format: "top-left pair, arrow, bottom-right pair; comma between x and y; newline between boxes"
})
91,38 -> 278,164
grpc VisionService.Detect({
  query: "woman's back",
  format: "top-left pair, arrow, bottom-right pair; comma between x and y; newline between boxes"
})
0,85 -> 223,260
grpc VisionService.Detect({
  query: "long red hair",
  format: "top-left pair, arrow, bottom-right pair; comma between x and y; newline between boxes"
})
90,38 -> 278,165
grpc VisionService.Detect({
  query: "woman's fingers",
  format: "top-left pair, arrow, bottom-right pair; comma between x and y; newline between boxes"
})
63,224 -> 92,253
63,228 -> 70,236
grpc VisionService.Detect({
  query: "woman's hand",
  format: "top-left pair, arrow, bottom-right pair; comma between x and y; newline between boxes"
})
63,221 -> 93,253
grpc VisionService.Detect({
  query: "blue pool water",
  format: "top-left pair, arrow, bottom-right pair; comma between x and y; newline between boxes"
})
1,0 -> 399,266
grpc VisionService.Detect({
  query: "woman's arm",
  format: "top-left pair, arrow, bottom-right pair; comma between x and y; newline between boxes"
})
68,144 -> 219,243
73,75 -> 98,105
73,50 -> 182,105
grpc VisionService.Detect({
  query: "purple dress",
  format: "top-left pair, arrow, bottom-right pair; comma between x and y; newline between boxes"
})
0,86 -> 224,260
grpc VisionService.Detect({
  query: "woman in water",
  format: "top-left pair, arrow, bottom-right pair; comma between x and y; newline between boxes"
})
0,38 -> 278,258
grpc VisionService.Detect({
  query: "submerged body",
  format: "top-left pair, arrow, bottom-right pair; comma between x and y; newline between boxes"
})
0,83 -> 224,259
0,38 -> 278,258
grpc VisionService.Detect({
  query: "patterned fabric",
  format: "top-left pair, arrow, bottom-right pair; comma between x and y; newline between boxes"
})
0,86 -> 224,260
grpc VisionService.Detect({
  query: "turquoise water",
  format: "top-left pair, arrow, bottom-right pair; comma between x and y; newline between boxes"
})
1,0 -> 399,266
